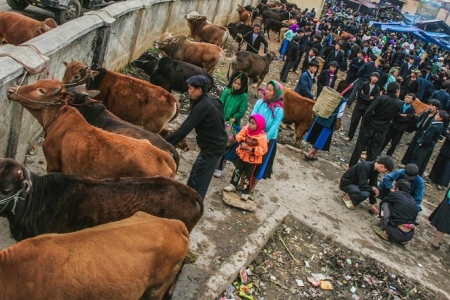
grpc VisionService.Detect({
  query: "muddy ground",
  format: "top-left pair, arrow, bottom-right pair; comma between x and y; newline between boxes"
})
1,29 -> 450,300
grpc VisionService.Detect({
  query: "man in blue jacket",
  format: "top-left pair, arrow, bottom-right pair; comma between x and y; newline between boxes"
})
294,61 -> 318,100
378,164 -> 424,212
430,82 -> 450,112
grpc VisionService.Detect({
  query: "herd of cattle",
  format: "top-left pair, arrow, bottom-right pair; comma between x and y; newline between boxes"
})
0,3 -> 330,299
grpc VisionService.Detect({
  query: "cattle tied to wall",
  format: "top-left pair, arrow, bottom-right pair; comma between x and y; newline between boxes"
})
66,85 -> 180,169
62,60 -> 180,134
0,211 -> 189,300
154,32 -> 225,75
6,79 -> 177,179
184,11 -> 230,48
131,52 -> 214,94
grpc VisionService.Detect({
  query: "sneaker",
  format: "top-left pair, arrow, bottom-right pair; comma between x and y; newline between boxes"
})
344,137 -> 351,141
248,192 -> 255,200
223,184 -> 236,192
213,169 -> 222,178
241,194 -> 249,201
437,184 -> 444,190
373,226 -> 389,241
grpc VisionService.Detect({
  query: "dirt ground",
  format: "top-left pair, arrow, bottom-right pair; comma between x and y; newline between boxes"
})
1,29 -> 450,300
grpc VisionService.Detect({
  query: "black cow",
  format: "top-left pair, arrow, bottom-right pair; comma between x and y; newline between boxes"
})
131,52 -> 214,93
0,158 -> 203,241
226,22 -> 253,49
65,85 -> 180,169
259,4 -> 289,26
265,18 -> 283,42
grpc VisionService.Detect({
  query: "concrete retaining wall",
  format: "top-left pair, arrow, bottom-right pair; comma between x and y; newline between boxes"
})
0,0 -> 255,163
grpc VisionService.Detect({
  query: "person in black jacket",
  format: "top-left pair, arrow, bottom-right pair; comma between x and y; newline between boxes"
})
399,70 -> 420,100
349,82 -> 403,167
238,24 -> 269,54
344,72 -> 380,141
410,110 -> 448,176
373,179 -> 418,244
307,35 -> 322,58
316,61 -> 339,97
301,47 -> 319,73
291,28 -> 309,73
324,42 -> 344,70
340,156 -> 394,213
280,35 -> 300,82
381,93 -> 416,157
401,99 -> 440,167
346,50 -> 365,83
165,75 -> 227,199
429,126 -> 450,189
346,54 -> 379,107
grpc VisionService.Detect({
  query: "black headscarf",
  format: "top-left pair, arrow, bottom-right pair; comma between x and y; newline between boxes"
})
227,71 -> 248,95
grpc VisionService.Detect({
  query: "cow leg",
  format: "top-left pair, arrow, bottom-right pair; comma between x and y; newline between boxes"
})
161,262 -> 185,300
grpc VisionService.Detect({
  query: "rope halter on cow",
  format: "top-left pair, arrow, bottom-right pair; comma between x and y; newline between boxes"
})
0,188 -> 26,215
11,85 -> 63,107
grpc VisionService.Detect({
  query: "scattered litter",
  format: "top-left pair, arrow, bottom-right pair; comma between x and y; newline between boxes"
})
350,286 -> 357,293
296,279 -> 305,287
270,275 -> 276,281
239,267 -> 248,283
320,280 -> 333,290
418,263 -> 423,267
311,273 -> 326,281
307,276 -> 321,287
305,261 -> 310,268
346,258 -> 352,265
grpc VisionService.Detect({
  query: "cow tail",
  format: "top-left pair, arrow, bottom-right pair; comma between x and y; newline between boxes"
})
169,100 -> 180,122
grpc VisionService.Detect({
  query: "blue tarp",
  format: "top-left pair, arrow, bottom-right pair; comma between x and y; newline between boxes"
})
424,31 -> 450,40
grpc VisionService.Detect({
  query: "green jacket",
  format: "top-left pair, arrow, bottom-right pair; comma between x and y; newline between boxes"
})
220,88 -> 248,125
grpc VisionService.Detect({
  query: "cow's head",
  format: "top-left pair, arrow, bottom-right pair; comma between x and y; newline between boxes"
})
7,79 -> 71,111
62,60 -> 99,85
38,18 -> 58,35
154,33 -> 178,50
66,85 -> 101,106
237,4 -> 244,13
0,158 -> 32,213
131,52 -> 159,73
185,11 -> 201,21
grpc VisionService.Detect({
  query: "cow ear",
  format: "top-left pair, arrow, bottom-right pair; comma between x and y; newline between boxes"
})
59,91 -> 72,102
87,90 -> 101,98
20,167 -> 32,192
63,61 -> 69,67
88,70 -> 100,78
172,38 -> 179,43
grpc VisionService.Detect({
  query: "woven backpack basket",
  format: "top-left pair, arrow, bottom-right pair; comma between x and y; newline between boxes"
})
313,86 -> 342,118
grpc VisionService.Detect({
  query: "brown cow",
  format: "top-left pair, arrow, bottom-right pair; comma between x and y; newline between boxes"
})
61,60 -> 180,133
228,51 -> 276,89
332,31 -> 352,42
154,33 -> 225,75
237,5 -> 252,26
412,98 -> 429,116
0,212 -> 189,300
282,88 -> 315,145
6,79 -> 177,179
0,12 -> 57,45
184,11 -> 230,48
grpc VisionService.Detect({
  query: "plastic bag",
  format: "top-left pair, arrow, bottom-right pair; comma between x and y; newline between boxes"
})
225,121 -> 236,147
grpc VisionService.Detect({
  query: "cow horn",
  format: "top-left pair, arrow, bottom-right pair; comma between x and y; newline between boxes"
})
53,87 -> 61,95
42,23 -> 50,31
21,167 -> 32,192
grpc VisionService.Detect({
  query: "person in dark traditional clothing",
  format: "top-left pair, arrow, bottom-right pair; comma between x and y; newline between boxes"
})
280,35 -> 300,83
340,156 -> 394,213
429,126 -> 450,190
401,99 -> 440,167
346,50 -> 365,84
429,187 -> 450,249
373,179 -> 418,244
348,82 -> 402,167
303,96 -> 346,161
344,72 -> 380,141
399,70 -> 420,100
410,110 -> 448,176
324,42 -> 344,70
381,93 -> 416,157
316,61 -> 339,97
238,24 -> 269,54
301,47 -> 319,73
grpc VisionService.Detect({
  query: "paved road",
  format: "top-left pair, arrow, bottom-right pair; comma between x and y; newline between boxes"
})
0,0 -> 55,20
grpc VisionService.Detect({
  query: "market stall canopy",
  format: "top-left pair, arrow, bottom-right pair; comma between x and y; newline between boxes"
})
415,20 -> 450,36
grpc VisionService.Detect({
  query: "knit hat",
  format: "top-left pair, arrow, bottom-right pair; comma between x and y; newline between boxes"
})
404,164 -> 419,181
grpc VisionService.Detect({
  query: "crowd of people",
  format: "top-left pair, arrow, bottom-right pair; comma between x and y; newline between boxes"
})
168,2 -> 450,250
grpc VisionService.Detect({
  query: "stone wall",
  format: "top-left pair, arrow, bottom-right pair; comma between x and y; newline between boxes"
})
0,0 -> 256,163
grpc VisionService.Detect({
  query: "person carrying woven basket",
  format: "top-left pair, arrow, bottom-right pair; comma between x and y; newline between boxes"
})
303,92 -> 346,161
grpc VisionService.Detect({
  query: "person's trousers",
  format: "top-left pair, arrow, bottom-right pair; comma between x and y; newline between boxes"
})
382,127 -> 404,157
230,158 -> 258,194
347,108 -> 365,140
340,183 -> 371,206
292,51 -> 305,72
187,154 -> 221,199
346,79 -> 363,107
380,202 -> 415,243
349,125 -> 386,167
280,60 -> 296,82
